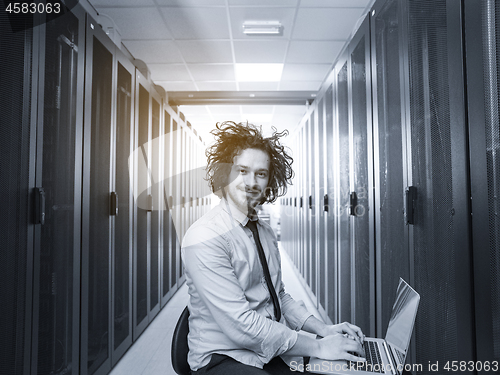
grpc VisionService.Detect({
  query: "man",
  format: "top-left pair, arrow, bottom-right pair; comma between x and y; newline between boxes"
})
181,121 -> 365,374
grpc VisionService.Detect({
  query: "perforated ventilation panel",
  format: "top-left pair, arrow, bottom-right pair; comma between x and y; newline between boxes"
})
482,0 -> 500,361
408,0 -> 459,372
337,62 -> 351,323
374,0 -> 409,337
351,35 -> 371,334
0,11 -> 31,375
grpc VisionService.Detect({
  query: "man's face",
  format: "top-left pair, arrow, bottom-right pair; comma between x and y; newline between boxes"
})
224,148 -> 270,215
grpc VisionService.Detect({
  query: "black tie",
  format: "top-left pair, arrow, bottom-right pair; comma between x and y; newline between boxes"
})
246,219 -> 281,321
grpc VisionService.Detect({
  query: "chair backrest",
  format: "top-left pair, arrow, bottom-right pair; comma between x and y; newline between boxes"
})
171,306 -> 191,375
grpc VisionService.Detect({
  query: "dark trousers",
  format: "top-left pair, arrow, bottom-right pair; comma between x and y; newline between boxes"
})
194,354 -> 308,375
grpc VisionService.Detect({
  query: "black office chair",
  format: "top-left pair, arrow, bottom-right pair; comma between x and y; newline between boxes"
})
171,307 -> 191,375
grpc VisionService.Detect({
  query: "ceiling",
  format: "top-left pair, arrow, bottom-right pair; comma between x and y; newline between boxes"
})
91,0 -> 373,143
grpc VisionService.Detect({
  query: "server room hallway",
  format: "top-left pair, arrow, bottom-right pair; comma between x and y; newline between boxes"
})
3,0 -> 500,374
109,247 -> 321,375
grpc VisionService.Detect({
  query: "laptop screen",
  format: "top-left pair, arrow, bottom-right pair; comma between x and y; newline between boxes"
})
385,278 -> 420,352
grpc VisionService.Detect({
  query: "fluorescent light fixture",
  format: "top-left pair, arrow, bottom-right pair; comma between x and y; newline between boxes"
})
243,21 -> 282,35
235,63 -> 284,82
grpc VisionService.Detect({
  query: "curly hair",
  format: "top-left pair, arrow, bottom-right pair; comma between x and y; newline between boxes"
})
205,121 -> 294,204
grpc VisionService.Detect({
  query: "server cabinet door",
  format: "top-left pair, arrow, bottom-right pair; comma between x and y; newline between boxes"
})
134,72 -> 151,339
405,0 -> 474,371
336,57 -> 352,324
348,15 -> 375,337
0,10 -> 37,375
308,114 -> 317,297
304,120 -> 311,289
33,6 -> 85,375
161,109 -> 173,305
300,127 -> 306,278
316,97 -> 327,315
171,119 -> 180,289
81,14 -> 115,375
111,52 -> 135,365
370,0 -> 410,339
465,0 -> 500,369
324,85 -> 339,324
150,92 -> 162,319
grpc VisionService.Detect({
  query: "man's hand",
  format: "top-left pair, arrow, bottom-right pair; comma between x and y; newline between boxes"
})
321,322 -> 365,345
316,333 -> 366,362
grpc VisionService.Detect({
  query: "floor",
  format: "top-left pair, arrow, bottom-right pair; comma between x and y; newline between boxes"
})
109,246 -> 323,375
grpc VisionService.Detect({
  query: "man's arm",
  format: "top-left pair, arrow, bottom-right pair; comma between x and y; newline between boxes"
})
278,280 -> 365,345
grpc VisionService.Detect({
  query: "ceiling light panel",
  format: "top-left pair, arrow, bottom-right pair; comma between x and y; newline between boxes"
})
235,63 -> 284,82
230,7 -> 295,38
242,21 -> 282,35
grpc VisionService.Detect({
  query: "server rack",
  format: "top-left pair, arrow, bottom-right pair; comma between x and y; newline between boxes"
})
464,0 -> 500,371
404,1 -> 475,371
370,0 -> 411,340
335,53 -> 352,326
81,13 -> 116,375
282,1 -> 480,373
133,68 -> 151,341
33,6 -> 86,375
161,108 -> 174,306
324,84 -> 338,324
2,4 -> 206,373
150,89 -> 162,321
347,16 -> 375,337
316,96 -> 327,318
0,9 -> 37,374
112,50 -> 135,366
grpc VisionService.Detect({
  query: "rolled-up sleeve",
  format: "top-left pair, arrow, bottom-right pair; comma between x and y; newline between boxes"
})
279,283 -> 313,331
182,225 -> 298,364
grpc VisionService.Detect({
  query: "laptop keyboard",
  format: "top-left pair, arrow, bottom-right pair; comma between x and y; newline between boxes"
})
394,348 -> 405,365
348,341 -> 384,373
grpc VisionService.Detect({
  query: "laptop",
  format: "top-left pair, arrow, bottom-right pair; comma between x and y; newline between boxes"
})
307,278 -> 420,375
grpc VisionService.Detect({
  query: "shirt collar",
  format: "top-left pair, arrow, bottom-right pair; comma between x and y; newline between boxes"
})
220,198 -> 259,227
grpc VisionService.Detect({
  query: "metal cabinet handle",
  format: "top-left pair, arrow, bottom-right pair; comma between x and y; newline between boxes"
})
34,187 -> 46,225
110,192 -> 118,216
349,191 -> 358,216
405,186 -> 416,225
147,194 -> 153,212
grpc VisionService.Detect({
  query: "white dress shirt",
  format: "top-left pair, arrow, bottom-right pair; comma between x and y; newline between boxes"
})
181,198 -> 312,371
